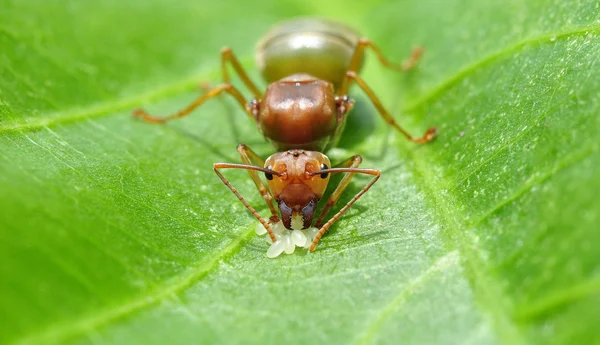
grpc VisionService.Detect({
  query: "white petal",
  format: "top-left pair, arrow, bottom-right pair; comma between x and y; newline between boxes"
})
291,230 -> 307,247
255,222 -> 267,235
267,240 -> 286,258
272,221 -> 286,234
306,227 -> 319,240
265,233 -> 281,244
284,234 -> 295,254
304,228 -> 319,248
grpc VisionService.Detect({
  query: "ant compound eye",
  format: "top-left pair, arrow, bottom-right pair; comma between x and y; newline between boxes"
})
320,163 -> 329,179
265,165 -> 274,180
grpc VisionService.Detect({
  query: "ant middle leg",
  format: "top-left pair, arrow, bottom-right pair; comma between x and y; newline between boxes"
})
339,38 -> 424,95
341,71 -> 437,144
133,83 -> 253,124
314,155 -> 363,228
197,47 -> 261,96
220,47 -> 262,99
237,144 -> 279,221
135,47 -> 262,124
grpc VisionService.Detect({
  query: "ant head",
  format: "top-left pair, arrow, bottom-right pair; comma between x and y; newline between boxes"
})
264,150 -> 331,229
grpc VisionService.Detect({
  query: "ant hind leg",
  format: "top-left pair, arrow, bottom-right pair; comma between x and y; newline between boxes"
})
338,38 -> 424,95
341,71 -> 437,143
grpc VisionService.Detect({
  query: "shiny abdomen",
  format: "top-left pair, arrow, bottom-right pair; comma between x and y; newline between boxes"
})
256,17 -> 363,89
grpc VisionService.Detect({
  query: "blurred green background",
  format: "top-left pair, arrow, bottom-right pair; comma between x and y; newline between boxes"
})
1,0 -> 599,344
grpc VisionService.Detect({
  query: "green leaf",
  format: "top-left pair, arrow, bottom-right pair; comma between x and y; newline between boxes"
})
1,0 -> 599,344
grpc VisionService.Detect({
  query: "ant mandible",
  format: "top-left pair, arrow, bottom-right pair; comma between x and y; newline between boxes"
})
133,17 -> 437,256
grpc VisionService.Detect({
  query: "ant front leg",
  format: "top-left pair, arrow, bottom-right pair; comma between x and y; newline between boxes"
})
237,144 -> 279,221
341,71 -> 437,144
213,162 -> 280,243
338,38 -> 424,96
314,155 -> 363,228
309,166 -> 381,252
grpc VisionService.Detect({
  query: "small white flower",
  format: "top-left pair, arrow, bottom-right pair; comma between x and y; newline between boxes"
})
256,219 -> 320,258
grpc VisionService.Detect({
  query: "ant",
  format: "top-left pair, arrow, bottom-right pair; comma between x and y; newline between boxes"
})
133,17 -> 437,255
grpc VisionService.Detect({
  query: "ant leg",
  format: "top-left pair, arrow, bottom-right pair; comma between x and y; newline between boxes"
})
399,46 -> 425,71
133,83 -> 254,124
339,38 -> 423,95
314,155 -> 363,228
198,81 -> 214,93
220,47 -> 262,99
342,71 -> 437,143
135,49 -> 261,124
213,162 -> 278,242
309,167 -> 381,252
237,144 -> 279,220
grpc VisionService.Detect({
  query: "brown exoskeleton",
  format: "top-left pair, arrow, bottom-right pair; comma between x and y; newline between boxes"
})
133,17 -> 437,255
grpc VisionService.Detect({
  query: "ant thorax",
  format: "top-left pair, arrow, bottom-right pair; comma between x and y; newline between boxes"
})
264,150 -> 331,229
258,74 -> 341,152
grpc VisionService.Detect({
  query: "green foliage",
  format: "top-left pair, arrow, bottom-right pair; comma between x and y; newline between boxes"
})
1,0 -> 598,344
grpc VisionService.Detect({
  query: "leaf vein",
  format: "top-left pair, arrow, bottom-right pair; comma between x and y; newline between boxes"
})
515,276 -> 600,321
19,132 -> 190,263
472,144 -> 600,228
353,251 -> 460,345
403,23 -> 600,113
11,227 -> 255,345
3,25 -> 599,134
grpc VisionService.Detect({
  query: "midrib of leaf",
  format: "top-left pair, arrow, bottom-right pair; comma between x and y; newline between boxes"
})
400,125 -> 527,344
401,141 -> 600,345
396,25 -> 600,345
7,23 -> 598,345
2,24 -> 598,135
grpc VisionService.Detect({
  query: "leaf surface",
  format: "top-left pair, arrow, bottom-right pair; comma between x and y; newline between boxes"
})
1,1 -> 599,344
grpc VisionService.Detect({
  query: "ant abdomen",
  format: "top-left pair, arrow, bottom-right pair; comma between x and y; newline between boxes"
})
256,17 -> 364,89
